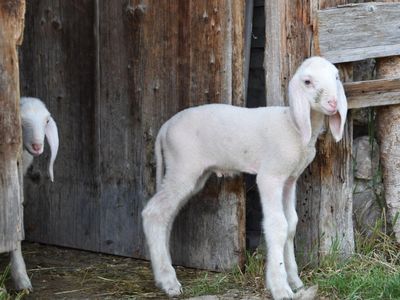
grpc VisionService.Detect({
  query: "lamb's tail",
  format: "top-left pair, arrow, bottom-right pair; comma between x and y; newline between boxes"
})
155,124 -> 166,192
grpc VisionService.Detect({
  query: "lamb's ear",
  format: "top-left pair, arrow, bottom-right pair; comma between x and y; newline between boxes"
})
289,76 -> 312,145
45,116 -> 59,182
329,80 -> 348,142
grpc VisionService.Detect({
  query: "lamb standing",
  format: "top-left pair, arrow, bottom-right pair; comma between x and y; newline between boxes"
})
142,57 -> 347,299
9,97 -> 59,291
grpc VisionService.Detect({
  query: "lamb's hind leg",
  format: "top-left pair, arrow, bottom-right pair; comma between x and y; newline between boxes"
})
10,242 -> 32,291
165,170 -> 212,252
142,169 -> 203,297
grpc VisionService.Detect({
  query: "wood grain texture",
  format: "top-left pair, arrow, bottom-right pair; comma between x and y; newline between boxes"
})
20,0 -> 100,251
21,0 -> 246,270
376,56 -> 400,243
315,3 -> 400,63
345,78 -> 400,109
0,0 -> 25,253
264,0 -> 354,266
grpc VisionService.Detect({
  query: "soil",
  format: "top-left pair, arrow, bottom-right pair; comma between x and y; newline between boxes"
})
0,242 -> 266,300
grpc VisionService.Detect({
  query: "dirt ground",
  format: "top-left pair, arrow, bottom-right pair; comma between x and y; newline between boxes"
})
0,242 -> 266,300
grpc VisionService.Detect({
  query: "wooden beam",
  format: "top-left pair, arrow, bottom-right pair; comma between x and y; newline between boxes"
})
376,56 -> 400,244
315,3 -> 400,63
345,78 -> 400,109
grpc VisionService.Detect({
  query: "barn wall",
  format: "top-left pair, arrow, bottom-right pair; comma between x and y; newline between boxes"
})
19,0 -> 246,270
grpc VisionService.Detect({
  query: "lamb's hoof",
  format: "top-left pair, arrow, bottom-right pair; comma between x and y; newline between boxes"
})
166,284 -> 182,298
158,276 -> 182,297
13,275 -> 32,292
270,284 -> 294,300
293,285 -> 318,300
289,277 -> 304,292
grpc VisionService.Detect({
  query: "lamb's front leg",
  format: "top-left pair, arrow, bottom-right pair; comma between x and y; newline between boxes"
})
257,173 -> 293,300
10,242 -> 32,291
283,178 -> 303,291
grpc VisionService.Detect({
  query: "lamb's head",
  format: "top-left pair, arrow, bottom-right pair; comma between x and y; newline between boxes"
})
288,56 -> 347,145
20,97 -> 59,181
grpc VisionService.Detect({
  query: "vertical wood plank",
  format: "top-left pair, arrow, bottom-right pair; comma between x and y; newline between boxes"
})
96,0 -> 245,270
20,0 -> 100,250
264,0 -> 286,106
0,0 -> 25,253
376,56 -> 400,243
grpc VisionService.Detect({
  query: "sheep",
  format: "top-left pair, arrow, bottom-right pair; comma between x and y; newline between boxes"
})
142,56 -> 348,299
10,97 -> 59,291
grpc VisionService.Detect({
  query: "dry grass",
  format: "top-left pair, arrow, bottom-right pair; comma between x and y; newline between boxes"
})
1,216 -> 398,299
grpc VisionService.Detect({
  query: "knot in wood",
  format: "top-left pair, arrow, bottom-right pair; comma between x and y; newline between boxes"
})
202,10 -> 208,21
366,5 -> 376,13
51,17 -> 62,30
126,4 -> 147,17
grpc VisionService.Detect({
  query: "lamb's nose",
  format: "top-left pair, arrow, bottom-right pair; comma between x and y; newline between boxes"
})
328,98 -> 337,110
32,143 -> 42,152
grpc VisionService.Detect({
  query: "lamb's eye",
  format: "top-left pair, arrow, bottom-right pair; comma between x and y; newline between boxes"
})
304,79 -> 311,86
46,119 -> 50,124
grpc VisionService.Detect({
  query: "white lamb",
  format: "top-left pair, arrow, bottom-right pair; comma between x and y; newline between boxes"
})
9,97 -> 59,291
142,56 -> 347,299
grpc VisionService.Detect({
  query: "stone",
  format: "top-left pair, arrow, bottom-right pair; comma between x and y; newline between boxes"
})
353,136 -> 384,235
353,136 -> 380,180
353,179 -> 384,235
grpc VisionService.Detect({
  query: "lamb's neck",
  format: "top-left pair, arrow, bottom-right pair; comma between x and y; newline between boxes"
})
309,110 -> 325,146
22,149 -> 34,175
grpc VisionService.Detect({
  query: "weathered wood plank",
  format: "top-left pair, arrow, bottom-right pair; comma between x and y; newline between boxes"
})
21,0 -> 246,271
345,78 -> 400,109
244,0 -> 253,98
345,78 -> 400,96
315,3 -> 400,63
0,0 -> 25,253
264,0 -> 286,106
97,0 -> 246,270
20,0 -> 100,250
348,90 -> 400,109
376,55 -> 400,244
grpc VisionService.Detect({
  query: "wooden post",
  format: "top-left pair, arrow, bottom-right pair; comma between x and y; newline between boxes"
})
0,0 -> 26,253
264,0 -> 354,266
376,56 -> 400,243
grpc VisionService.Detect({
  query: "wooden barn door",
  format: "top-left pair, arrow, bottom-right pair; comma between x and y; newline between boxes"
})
0,0 -> 25,254
20,0 -> 246,270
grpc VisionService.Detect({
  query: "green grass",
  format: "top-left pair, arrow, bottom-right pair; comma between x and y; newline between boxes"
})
185,214 -> 400,299
232,248 -> 265,289
184,273 -> 233,296
0,265 -> 29,300
302,219 -> 400,300
0,265 -> 10,300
